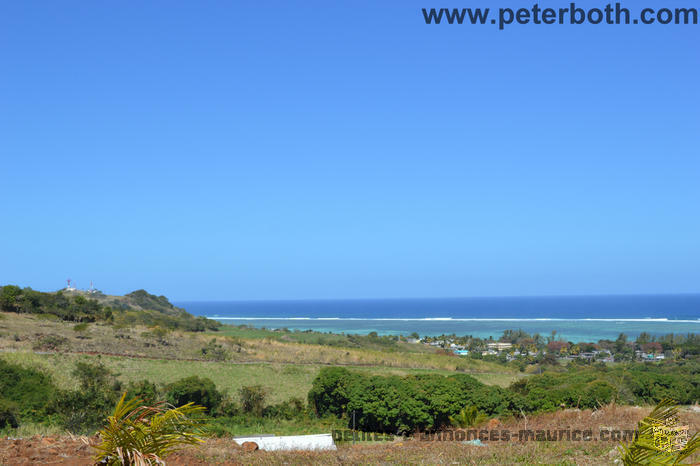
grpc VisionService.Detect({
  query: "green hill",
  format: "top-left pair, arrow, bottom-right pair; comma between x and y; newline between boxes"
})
0,285 -> 218,331
62,288 -> 185,316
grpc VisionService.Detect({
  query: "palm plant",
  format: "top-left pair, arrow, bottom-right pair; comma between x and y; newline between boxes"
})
94,392 -> 208,465
449,406 -> 488,428
618,398 -> 699,465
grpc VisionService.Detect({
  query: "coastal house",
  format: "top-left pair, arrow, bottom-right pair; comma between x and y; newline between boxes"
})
635,350 -> 666,361
487,342 -> 512,351
453,349 -> 469,356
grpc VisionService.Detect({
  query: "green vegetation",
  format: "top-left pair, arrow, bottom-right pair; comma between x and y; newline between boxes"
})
307,361 -> 700,434
214,324 -> 429,353
94,393 -> 207,465
0,354 -> 342,437
511,361 -> 699,410
166,376 -> 223,413
51,361 -> 122,433
0,358 -> 58,422
238,385 -> 267,417
449,405 -> 488,428
120,289 -> 184,315
308,367 -> 522,434
0,285 -> 220,332
0,399 -> 19,429
0,357 -> 121,434
1,288 -> 698,454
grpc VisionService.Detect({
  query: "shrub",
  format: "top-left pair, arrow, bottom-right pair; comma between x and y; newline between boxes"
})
73,322 -> 89,332
166,376 -> 222,413
0,399 -> 20,429
308,367 -> 358,417
32,334 -> 69,351
216,399 -> 240,418
264,397 -> 305,420
146,326 -> 170,344
201,339 -> 229,361
0,359 -> 58,422
125,380 -> 160,405
238,385 -> 267,417
51,362 -> 120,433
510,363 -> 699,410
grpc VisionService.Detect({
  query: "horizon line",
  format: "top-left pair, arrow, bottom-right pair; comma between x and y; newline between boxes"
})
173,291 -> 700,303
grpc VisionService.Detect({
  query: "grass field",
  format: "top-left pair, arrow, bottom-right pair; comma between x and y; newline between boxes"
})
0,312 -> 525,393
0,350 -> 523,404
0,311 -> 525,439
211,324 -> 437,353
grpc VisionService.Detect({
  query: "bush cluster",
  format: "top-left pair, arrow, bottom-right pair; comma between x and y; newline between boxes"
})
0,359 -> 309,435
308,361 -> 700,434
308,367 -> 522,434
0,359 -> 58,423
511,362 -> 698,409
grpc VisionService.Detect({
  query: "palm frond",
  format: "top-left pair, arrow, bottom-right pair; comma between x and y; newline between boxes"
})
94,392 -> 208,465
618,398 -> 698,465
449,406 -> 488,428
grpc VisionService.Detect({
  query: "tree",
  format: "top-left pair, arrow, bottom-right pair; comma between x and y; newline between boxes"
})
541,352 -> 559,365
308,367 -> 357,417
166,376 -> 222,413
238,385 -> 267,417
0,285 -> 21,312
642,342 -> 663,355
615,333 -> 628,353
547,341 -> 569,354
51,362 -> 120,433
636,332 -> 652,345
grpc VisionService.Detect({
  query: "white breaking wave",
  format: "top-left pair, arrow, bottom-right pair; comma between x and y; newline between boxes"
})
208,317 -> 700,323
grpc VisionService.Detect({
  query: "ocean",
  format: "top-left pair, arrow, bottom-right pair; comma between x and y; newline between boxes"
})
178,294 -> 700,343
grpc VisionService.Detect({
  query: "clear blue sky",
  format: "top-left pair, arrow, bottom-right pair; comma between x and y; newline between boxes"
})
1,1 -> 698,300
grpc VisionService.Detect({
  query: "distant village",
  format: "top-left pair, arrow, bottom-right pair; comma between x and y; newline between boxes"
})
413,330 -> 682,364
